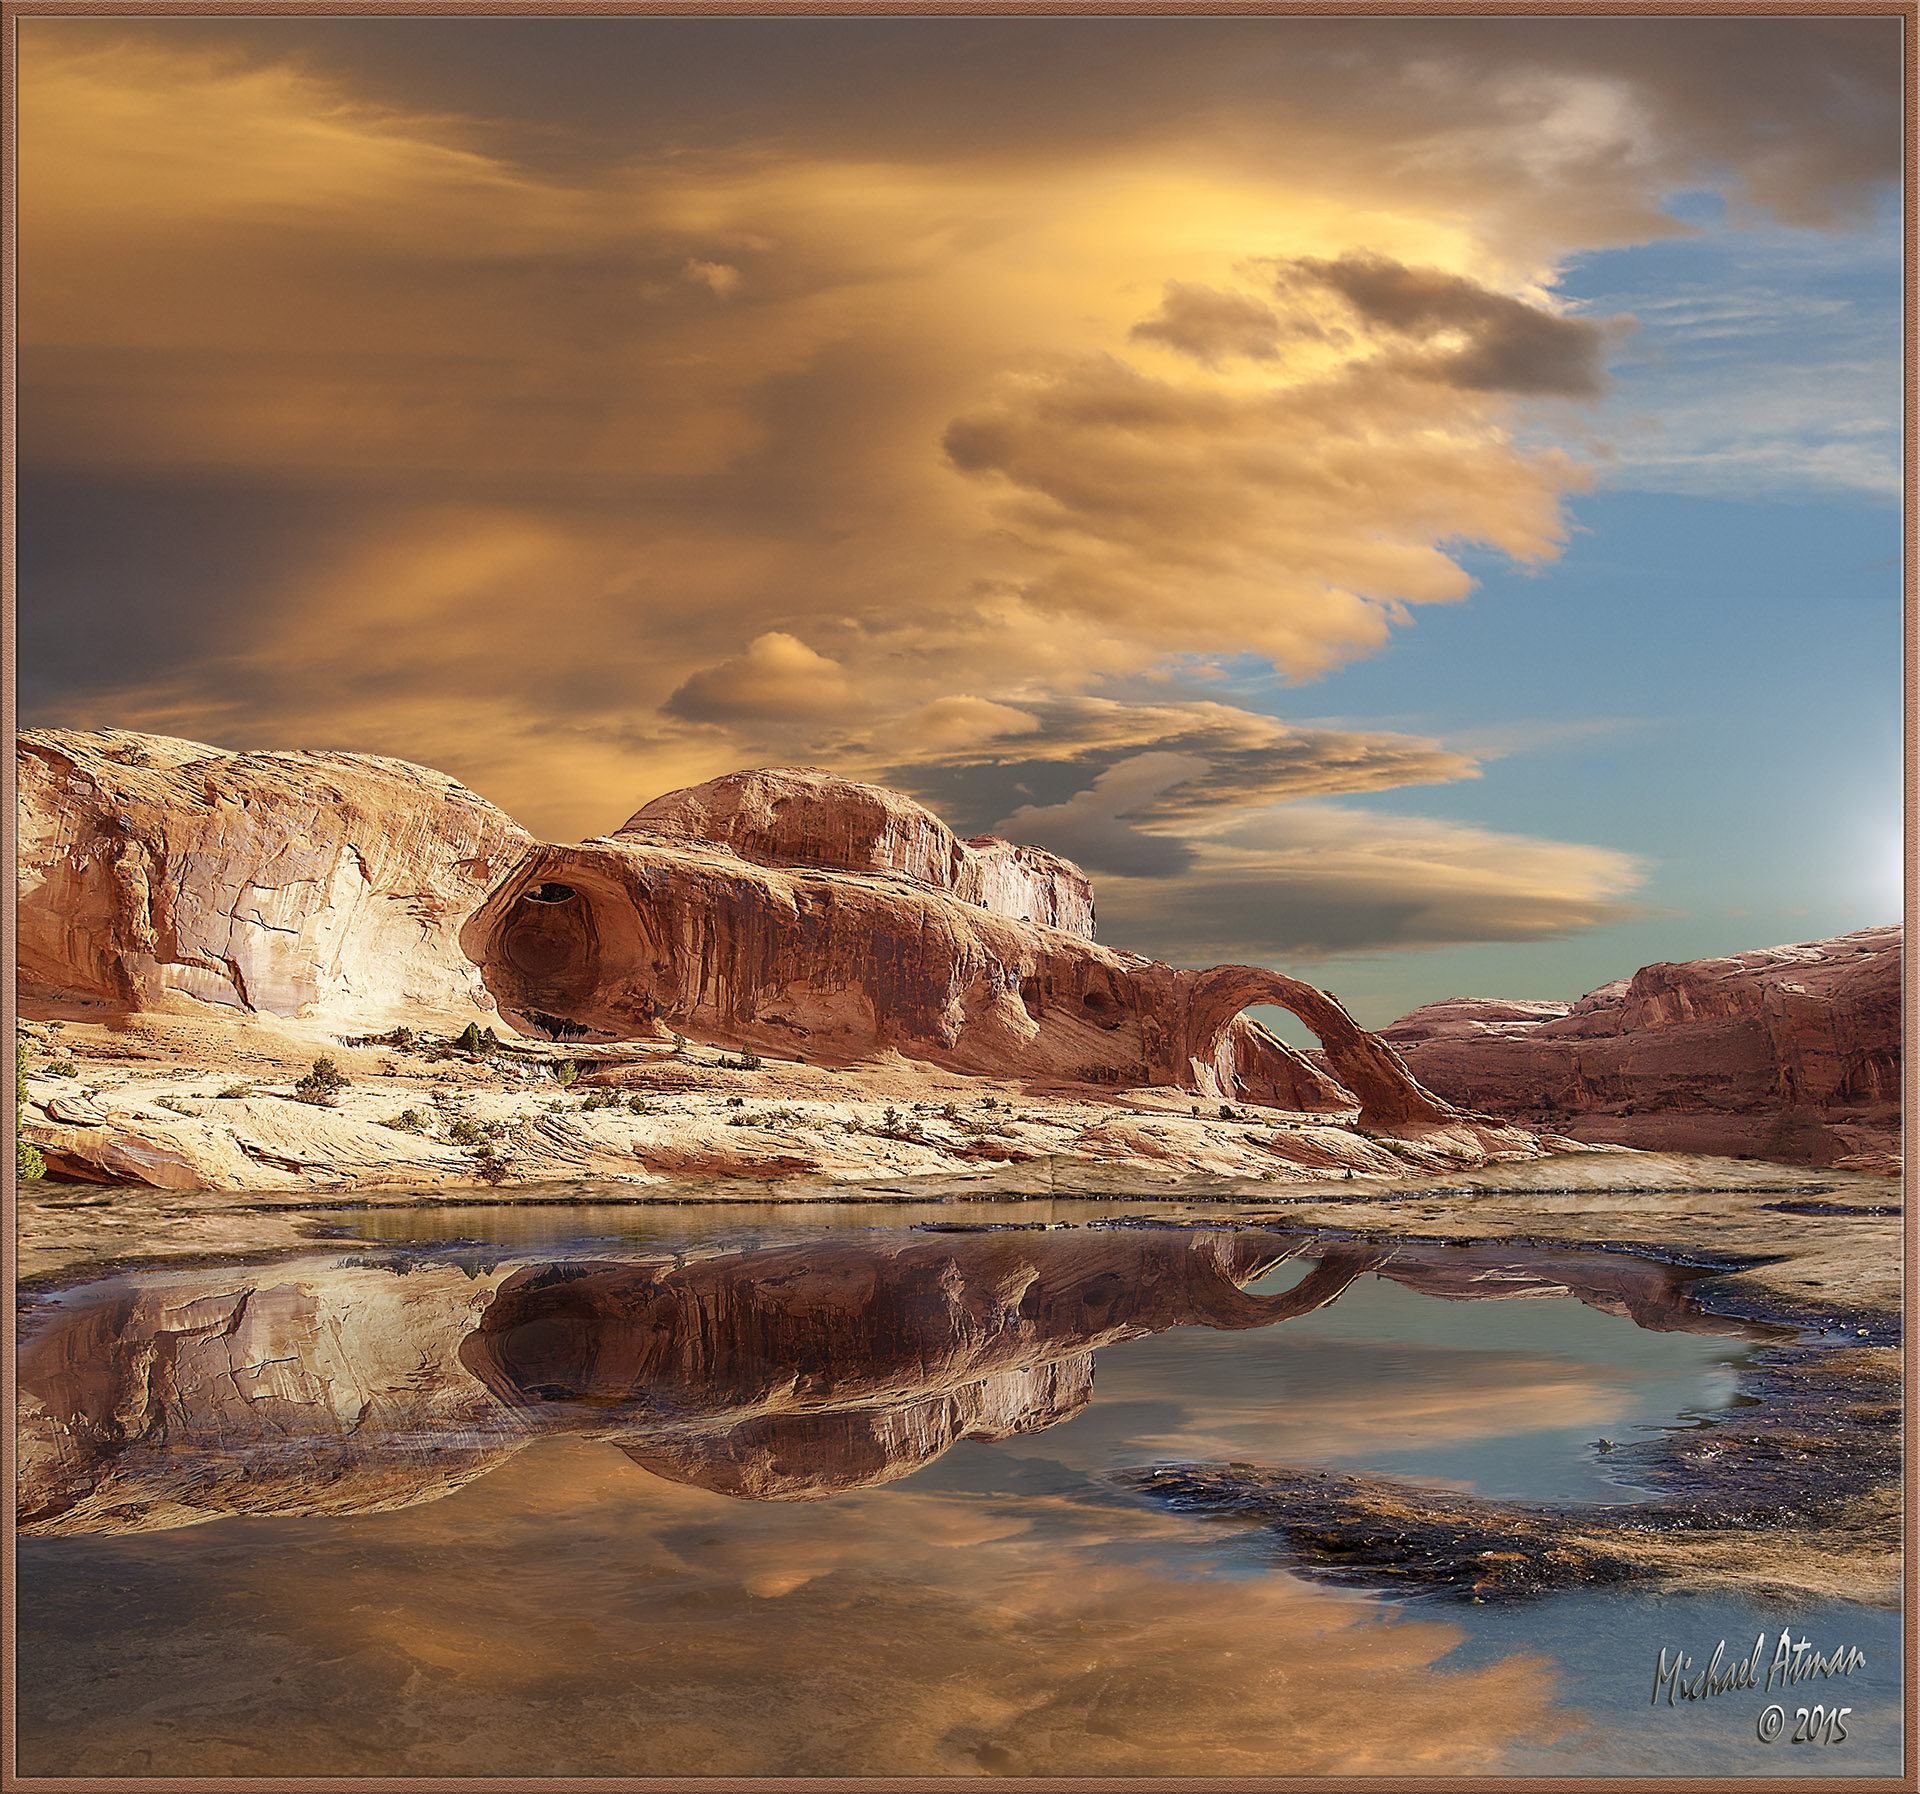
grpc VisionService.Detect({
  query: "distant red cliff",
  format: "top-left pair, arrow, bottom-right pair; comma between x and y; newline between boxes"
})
1380,928 -> 1901,1169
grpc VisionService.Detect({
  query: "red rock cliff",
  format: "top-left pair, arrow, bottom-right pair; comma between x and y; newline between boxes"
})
1381,927 -> 1901,1166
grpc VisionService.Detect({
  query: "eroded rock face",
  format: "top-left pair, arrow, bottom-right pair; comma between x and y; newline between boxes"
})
1381,928 -> 1902,1165
17,729 -> 530,1032
18,735 -> 1456,1129
623,768 -> 1098,940
465,835 -> 1451,1123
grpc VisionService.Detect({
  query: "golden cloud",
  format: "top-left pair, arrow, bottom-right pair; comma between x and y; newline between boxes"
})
15,18 -> 1895,949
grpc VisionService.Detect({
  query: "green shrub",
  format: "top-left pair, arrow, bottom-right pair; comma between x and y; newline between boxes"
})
157,1095 -> 199,1116
387,1109 -> 426,1133
46,1060 -> 77,1078
446,1117 -> 484,1147
385,1026 -> 416,1051
15,1031 -> 45,1181
725,1094 -> 744,1108
626,1096 -> 656,1116
294,1058 -> 349,1106
555,1060 -> 579,1087
671,1031 -> 686,1055
216,1084 -> 252,1099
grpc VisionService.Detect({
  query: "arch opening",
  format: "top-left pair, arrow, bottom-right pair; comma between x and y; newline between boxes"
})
1184,965 -> 1457,1129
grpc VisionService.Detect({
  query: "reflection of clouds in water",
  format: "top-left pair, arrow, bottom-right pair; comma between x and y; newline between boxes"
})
1069,1359 -> 1627,1472
23,1437 -> 1578,1778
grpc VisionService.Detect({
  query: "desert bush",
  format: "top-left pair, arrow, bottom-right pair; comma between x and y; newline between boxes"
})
294,1058 -> 349,1106
15,1032 -> 45,1181
157,1095 -> 199,1116
387,1109 -> 427,1133
45,1060 -> 77,1078
446,1117 -> 485,1147
626,1095 -> 656,1116
217,1083 -> 252,1099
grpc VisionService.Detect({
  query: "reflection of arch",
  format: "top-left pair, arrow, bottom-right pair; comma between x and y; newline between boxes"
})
1184,965 -> 1456,1127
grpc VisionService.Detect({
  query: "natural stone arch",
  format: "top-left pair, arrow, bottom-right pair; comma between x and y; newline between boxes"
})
1181,965 -> 1457,1128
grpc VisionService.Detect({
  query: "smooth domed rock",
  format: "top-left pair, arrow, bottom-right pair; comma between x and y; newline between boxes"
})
17,729 -> 530,1033
621,767 -> 1098,940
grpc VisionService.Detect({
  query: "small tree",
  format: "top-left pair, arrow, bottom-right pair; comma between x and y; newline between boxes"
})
294,1058 -> 350,1107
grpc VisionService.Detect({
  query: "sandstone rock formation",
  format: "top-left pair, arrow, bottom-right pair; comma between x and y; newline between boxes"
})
469,803 -> 1452,1127
18,729 -> 530,1033
17,731 -> 1474,1144
1382,927 -> 1901,1166
627,767 -> 1098,940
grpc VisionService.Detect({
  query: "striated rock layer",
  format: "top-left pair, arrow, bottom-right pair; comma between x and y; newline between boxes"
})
1382,927 -> 1901,1166
17,729 -> 530,1033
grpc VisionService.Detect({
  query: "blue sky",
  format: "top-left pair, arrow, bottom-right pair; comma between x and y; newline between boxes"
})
1182,193 -> 1903,1025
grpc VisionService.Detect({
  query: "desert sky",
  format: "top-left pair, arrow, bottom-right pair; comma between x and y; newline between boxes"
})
15,13 -> 1903,1024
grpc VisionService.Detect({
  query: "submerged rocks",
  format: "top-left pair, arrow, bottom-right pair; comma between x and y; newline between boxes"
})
1382,928 -> 1901,1167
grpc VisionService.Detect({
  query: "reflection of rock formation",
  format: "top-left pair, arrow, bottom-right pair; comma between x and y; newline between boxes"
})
19,1231 -> 1385,1530
459,1235 -> 1385,1500
1367,1245 -> 1764,1339
19,1228 -> 1760,1535
1382,928 -> 1901,1166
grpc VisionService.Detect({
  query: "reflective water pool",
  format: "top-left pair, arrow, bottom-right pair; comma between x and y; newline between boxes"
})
17,1205 -> 1901,1778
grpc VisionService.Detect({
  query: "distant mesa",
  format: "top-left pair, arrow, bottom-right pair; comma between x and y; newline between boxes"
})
1381,927 -> 1902,1169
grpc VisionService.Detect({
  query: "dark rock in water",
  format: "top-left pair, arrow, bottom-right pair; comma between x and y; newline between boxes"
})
1118,1342 -> 1900,1603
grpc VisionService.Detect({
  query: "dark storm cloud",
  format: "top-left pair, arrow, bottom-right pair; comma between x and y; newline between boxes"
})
1270,254 -> 1618,398
1129,284 -> 1284,367
65,15 -> 1900,229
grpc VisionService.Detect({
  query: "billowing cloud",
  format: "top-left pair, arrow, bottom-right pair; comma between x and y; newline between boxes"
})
993,753 -> 1211,878
882,698 -> 1481,838
668,633 -> 860,723
14,15 -> 1895,961
1089,800 -> 1647,962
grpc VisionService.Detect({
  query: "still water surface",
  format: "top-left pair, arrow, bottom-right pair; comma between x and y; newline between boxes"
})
17,1200 -> 1900,1778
